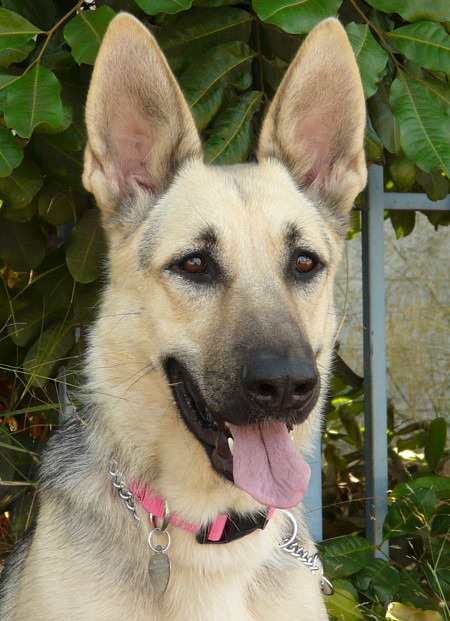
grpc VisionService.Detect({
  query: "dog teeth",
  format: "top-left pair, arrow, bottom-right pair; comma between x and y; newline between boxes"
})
228,437 -> 234,456
224,422 -> 231,429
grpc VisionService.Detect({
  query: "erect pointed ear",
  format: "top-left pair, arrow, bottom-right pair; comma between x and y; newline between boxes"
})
83,13 -> 202,227
257,18 -> 367,222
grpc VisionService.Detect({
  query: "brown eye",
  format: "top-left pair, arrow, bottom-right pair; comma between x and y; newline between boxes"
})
295,255 -> 315,273
182,257 -> 207,273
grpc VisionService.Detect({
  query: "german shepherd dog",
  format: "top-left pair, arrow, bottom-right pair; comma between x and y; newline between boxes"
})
0,13 -> 366,620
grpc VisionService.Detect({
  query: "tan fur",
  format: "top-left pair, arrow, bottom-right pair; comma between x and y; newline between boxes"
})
0,13 -> 366,620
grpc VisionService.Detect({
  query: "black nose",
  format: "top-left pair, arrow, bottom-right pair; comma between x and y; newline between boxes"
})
242,353 -> 318,409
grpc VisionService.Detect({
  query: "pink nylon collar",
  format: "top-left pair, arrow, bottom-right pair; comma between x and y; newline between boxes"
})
130,480 -> 275,542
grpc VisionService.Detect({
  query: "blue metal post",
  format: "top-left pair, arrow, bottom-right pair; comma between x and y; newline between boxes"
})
362,165 -> 389,556
304,438 -> 323,541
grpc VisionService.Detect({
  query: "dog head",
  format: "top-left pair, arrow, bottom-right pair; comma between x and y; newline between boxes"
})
83,14 -> 366,513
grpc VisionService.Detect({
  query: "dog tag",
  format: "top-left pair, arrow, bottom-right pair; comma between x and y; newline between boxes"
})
148,545 -> 171,598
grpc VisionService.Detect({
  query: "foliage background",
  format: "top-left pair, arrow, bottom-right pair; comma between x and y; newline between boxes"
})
0,0 -> 448,619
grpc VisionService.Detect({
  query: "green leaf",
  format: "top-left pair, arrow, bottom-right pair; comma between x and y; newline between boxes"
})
386,22 -> 450,74
252,0 -> 342,35
368,79 -> 401,154
425,417 -> 447,471
0,214 -> 45,271
179,42 -> 256,108
4,64 -> 63,138
353,558 -> 401,601
66,209 -> 105,284
389,156 -> 416,191
0,7 -> 42,52
205,91 -> 262,164
389,210 -> 416,238
23,320 -> 76,388
191,86 -> 225,132
364,1 -> 450,23
383,481 -> 440,538
63,5 -> 115,65
0,158 -> 43,209
7,304 -> 50,347
322,535 -> 374,578
0,39 -> 34,69
390,70 -> 450,176
416,169 -> 449,201
32,131 -> 84,190
0,125 -> 23,177
365,127 -> 383,161
326,587 -> 363,620
35,98 -> 73,134
2,0 -> 56,32
1,199 -> 37,223
158,7 -> 253,74
135,0 -> 192,16
345,23 -> 388,98
38,179 -> 86,226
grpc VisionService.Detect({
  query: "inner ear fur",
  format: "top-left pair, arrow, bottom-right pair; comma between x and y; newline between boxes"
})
257,18 -> 367,221
83,13 -> 202,224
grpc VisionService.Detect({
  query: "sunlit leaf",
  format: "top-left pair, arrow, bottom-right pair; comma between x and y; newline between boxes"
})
4,64 -> 63,138
252,0 -> 342,35
390,70 -> 450,176
63,5 -> 115,65
345,23 -> 388,98
326,587 -> 363,620
205,91 -> 262,164
0,125 -> 23,177
386,22 -> 450,74
322,535 -> 374,578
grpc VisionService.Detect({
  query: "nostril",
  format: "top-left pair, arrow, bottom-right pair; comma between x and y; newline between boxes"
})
294,380 -> 316,397
256,383 -> 277,399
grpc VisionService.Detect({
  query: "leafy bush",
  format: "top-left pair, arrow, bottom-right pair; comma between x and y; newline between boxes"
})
0,1 -> 448,618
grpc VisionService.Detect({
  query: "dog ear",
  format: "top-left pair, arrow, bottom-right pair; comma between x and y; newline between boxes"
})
257,18 -> 367,218
83,13 -> 202,224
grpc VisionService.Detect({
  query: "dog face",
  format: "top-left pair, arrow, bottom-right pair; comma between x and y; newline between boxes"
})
83,14 -> 366,512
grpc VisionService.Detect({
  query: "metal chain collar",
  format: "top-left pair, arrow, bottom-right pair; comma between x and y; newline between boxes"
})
109,462 -> 333,595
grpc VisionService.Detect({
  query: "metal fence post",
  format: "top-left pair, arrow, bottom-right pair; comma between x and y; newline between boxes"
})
362,164 -> 389,556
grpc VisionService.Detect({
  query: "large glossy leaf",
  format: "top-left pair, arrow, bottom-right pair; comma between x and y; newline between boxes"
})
0,214 -> 46,271
390,70 -> 450,176
383,483 -> 438,538
135,0 -> 192,16
32,131 -> 84,190
252,0 -> 342,35
364,1 -> 450,23
353,558 -> 401,601
2,0 -> 56,31
23,320 -> 76,388
0,39 -> 34,69
322,535 -> 374,578
365,127 -> 383,161
0,158 -> 43,209
158,8 -> 253,74
386,22 -> 450,74
66,209 -> 105,284
191,86 -> 225,132
345,23 -> 388,98
368,79 -> 401,154
0,125 -> 23,177
0,8 -> 42,52
38,179 -> 86,226
204,91 -> 262,164
7,304 -> 52,347
326,587 -> 363,620
4,64 -> 63,138
179,42 -> 256,108
63,5 -> 115,65
416,169 -> 449,201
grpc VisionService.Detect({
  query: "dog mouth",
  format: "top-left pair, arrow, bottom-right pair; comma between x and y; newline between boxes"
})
165,359 -> 311,509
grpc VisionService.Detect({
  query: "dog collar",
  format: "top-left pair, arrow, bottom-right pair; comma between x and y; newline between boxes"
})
130,479 -> 276,544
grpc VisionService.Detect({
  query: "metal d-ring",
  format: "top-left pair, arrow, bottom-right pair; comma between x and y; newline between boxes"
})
149,501 -> 170,533
147,528 -> 171,553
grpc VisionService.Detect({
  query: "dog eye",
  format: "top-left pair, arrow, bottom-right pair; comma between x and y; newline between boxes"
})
295,255 -> 315,273
181,257 -> 207,274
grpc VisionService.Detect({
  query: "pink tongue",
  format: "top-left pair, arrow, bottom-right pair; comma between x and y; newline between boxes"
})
229,421 -> 311,509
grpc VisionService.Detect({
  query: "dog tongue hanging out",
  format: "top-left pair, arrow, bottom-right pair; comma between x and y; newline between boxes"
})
230,422 -> 311,508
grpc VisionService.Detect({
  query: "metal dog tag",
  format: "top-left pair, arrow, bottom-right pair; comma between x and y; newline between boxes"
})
148,544 -> 171,598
